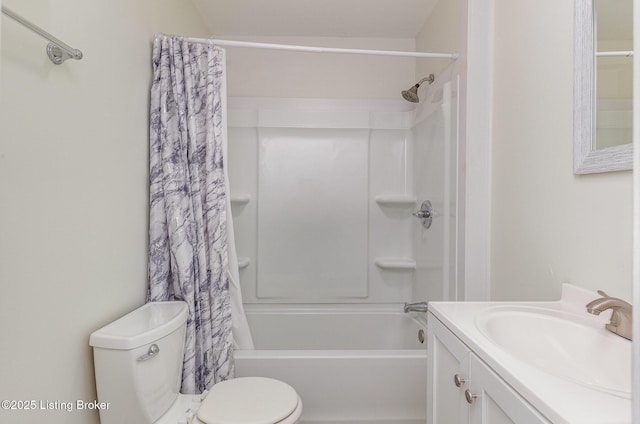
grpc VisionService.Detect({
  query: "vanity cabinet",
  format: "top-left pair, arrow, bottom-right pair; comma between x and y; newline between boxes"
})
467,354 -> 550,424
428,313 -> 551,424
427,312 -> 469,424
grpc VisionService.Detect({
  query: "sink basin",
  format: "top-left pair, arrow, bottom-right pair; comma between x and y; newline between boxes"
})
476,306 -> 631,398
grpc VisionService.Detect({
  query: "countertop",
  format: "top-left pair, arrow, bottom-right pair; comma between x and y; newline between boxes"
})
428,284 -> 632,424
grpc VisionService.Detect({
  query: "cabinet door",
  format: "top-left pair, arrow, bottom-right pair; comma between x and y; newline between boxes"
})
428,314 -> 470,424
467,354 -> 550,424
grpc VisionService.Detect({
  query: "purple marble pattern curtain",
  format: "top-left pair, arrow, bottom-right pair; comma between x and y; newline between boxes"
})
147,34 -> 233,394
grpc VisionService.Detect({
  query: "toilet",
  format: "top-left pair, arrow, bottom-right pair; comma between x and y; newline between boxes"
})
89,301 -> 302,424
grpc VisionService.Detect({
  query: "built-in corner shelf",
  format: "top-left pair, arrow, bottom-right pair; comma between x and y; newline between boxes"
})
374,194 -> 417,207
374,257 -> 416,270
230,194 -> 251,204
238,257 -> 251,269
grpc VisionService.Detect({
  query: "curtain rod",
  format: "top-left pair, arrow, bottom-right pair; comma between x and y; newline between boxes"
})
1,6 -> 83,64
183,37 -> 459,60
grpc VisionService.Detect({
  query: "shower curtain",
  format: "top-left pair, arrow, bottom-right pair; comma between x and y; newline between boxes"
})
147,34 -> 253,394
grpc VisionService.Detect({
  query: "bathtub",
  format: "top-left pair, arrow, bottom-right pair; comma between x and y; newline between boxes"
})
235,305 -> 428,424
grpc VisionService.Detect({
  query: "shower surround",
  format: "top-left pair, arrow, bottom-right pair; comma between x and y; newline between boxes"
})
228,96 -> 457,304
226,91 -> 458,422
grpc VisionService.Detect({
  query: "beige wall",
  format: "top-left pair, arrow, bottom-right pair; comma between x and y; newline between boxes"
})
0,1 -> 208,423
415,0 -> 461,80
2,1 -> 632,421
490,0 -> 633,301
221,35 -> 416,99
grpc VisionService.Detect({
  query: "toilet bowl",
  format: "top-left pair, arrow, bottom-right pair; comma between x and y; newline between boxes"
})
89,302 -> 302,424
194,377 -> 302,424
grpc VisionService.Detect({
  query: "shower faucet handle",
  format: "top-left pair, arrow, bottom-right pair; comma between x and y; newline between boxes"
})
413,200 -> 434,229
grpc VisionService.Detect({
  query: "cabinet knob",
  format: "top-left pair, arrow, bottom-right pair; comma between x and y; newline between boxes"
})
465,389 -> 478,404
453,374 -> 467,387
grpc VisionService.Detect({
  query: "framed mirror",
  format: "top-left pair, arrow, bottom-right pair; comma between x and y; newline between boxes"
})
574,0 -> 633,174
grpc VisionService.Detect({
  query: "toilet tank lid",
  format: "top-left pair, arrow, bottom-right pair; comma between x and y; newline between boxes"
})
89,301 -> 188,350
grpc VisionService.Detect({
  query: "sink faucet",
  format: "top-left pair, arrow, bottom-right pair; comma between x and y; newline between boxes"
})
586,290 -> 632,340
404,301 -> 428,313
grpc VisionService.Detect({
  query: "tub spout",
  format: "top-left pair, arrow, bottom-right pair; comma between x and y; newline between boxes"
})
404,301 -> 428,313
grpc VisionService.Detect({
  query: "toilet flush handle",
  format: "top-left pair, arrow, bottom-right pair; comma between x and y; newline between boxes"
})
137,344 -> 160,361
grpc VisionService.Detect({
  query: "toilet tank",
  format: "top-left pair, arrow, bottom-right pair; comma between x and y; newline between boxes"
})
89,301 -> 188,424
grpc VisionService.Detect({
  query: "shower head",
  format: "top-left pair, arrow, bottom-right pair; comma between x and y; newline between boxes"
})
401,74 -> 435,103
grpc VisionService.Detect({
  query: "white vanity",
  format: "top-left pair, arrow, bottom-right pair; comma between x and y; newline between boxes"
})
427,285 -> 631,424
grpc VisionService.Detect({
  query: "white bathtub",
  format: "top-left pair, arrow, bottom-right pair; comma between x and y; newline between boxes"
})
235,305 -> 428,424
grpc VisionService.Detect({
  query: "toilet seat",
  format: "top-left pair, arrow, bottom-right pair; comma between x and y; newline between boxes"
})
196,377 -> 302,424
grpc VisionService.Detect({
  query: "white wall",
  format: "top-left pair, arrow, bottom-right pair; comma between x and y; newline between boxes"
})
0,1 -> 208,423
490,0 -> 633,301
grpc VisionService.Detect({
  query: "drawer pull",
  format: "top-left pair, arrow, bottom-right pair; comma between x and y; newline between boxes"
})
465,389 -> 478,404
454,374 -> 466,388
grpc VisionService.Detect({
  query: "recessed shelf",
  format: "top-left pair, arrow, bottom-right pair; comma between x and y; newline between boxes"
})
230,194 -> 251,204
374,257 -> 416,270
238,257 -> 251,269
375,194 -> 417,207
